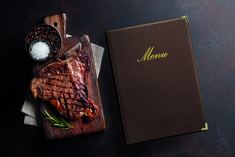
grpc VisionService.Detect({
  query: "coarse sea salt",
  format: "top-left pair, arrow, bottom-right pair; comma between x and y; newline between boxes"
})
30,41 -> 50,60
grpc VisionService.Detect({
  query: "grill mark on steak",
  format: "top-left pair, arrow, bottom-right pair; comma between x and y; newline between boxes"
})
31,43 -> 99,121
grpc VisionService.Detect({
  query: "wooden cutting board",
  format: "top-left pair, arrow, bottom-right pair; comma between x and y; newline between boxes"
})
31,13 -> 106,139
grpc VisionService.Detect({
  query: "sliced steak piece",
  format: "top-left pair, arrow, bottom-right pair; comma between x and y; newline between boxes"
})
31,43 -> 99,120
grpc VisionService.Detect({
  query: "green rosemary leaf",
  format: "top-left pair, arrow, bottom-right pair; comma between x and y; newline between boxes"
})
43,110 -> 73,131
59,127 -> 71,131
53,123 -> 64,127
60,118 -> 73,128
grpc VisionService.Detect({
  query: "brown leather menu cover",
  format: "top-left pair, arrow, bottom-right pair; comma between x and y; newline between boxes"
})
106,16 -> 208,144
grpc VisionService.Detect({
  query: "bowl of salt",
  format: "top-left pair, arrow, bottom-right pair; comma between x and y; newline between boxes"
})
29,39 -> 51,61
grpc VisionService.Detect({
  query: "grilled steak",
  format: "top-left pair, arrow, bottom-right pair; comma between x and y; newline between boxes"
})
31,43 -> 99,120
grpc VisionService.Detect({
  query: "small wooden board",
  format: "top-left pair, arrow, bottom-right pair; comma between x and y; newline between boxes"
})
31,13 -> 105,139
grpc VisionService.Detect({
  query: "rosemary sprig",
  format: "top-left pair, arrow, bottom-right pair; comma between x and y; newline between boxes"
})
43,110 -> 73,131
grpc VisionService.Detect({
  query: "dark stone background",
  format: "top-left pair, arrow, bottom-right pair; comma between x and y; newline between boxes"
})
0,0 -> 234,156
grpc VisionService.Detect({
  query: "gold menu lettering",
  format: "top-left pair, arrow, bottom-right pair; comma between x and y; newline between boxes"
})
137,46 -> 168,62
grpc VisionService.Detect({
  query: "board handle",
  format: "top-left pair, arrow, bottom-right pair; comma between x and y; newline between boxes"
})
44,13 -> 67,38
